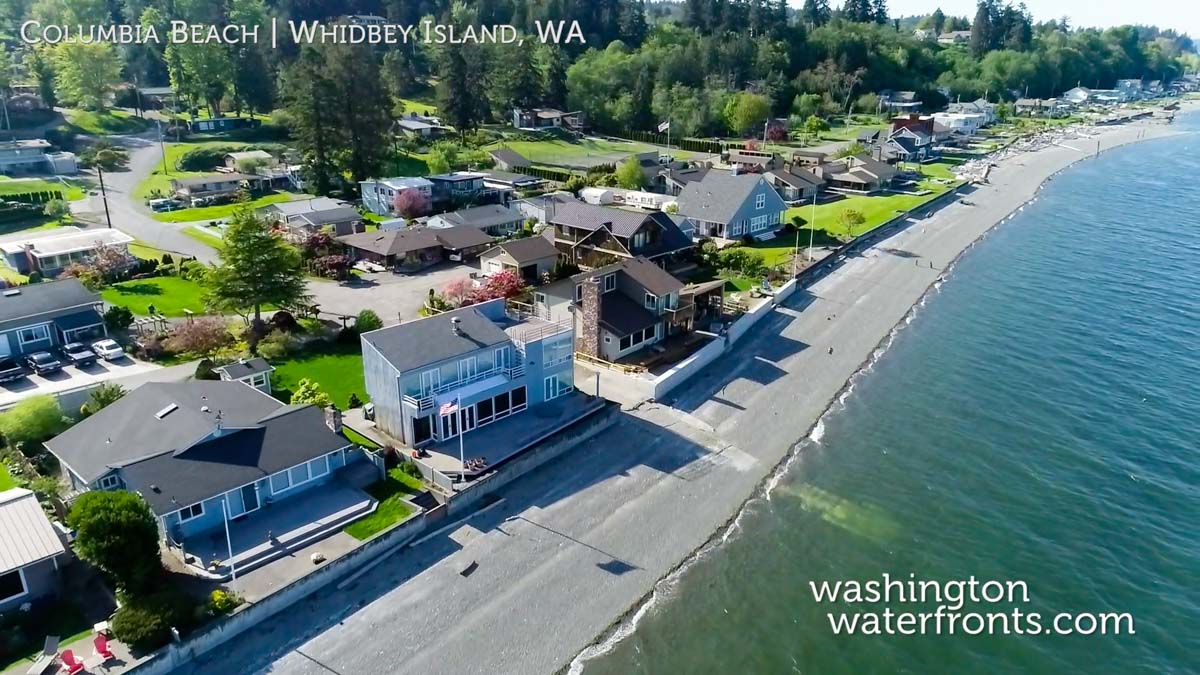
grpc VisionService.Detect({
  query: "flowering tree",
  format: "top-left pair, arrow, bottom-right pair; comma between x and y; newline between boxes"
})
766,124 -> 788,142
164,318 -> 234,357
393,189 -> 430,219
302,231 -> 335,259
443,277 -> 475,307
472,269 -> 527,302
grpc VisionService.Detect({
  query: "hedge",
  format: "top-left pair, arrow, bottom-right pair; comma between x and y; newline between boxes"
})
511,165 -> 579,183
616,130 -> 724,155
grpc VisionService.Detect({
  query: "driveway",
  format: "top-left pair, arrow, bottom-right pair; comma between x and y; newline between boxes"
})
305,264 -> 476,324
72,133 -> 220,263
0,355 -> 161,409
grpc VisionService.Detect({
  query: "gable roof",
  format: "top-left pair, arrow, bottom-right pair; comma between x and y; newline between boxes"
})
569,256 -> 684,297
549,201 -> 658,238
213,357 -> 273,380
768,166 -> 824,189
434,225 -> 496,251
261,197 -> 348,217
661,165 -> 710,187
224,150 -> 273,163
0,278 -> 99,333
488,147 -> 530,168
489,236 -> 560,264
850,154 -> 898,181
361,303 -> 512,374
44,381 -> 287,486
674,169 -> 782,225
0,488 -> 65,575
337,228 -> 442,257
296,206 -> 362,227
119,404 -> 351,515
432,204 -> 523,230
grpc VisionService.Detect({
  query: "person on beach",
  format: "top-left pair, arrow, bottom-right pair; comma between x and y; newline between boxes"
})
828,347 -> 834,355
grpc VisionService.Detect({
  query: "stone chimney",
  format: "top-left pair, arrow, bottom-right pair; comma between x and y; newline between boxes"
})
325,405 -> 343,433
577,276 -> 602,358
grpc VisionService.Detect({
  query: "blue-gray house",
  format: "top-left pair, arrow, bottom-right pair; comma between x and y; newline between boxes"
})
0,278 -> 107,358
43,382 -> 368,547
361,298 -> 576,455
675,169 -> 788,240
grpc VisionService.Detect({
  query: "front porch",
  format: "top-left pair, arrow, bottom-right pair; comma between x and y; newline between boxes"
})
173,480 -> 376,579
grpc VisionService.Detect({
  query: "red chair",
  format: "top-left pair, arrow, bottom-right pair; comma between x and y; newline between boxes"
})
58,648 -> 85,674
93,634 -> 115,660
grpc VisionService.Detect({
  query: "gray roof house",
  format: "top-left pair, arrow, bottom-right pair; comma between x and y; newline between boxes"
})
337,226 -> 495,270
765,164 -> 826,203
426,203 -> 525,236
675,169 -> 788,241
0,488 -> 67,612
544,201 -> 693,268
213,357 -> 275,393
488,147 -> 530,171
479,236 -> 561,283
534,257 -> 692,362
361,298 -> 579,466
43,381 -> 371,570
0,278 -> 107,358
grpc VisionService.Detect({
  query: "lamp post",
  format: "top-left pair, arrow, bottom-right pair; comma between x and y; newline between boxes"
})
807,192 -> 817,261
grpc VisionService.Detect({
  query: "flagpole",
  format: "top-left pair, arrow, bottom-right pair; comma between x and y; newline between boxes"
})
457,394 -> 465,483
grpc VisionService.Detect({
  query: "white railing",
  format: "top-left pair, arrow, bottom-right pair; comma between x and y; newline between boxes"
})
510,317 -> 573,347
401,363 -> 526,412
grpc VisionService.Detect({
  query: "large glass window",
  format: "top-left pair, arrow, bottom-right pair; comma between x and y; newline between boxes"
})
494,390 -> 510,417
477,398 -> 494,424
308,456 -> 329,478
17,325 -> 49,345
270,471 -> 291,494
512,386 -> 527,412
179,502 -> 204,522
0,570 -> 24,602
289,463 -> 310,486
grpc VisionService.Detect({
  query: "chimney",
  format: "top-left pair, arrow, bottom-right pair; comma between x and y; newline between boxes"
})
577,276 -> 603,358
451,316 -> 462,335
325,405 -> 343,433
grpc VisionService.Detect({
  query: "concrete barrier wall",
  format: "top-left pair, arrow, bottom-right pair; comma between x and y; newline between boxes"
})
126,511 -> 430,675
650,338 -> 726,400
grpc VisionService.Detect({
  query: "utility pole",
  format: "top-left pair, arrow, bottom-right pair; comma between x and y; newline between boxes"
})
157,120 -> 169,176
807,192 -> 817,261
96,166 -> 113,229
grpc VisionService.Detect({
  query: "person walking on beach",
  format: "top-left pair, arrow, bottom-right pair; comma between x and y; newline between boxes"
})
828,346 -> 834,355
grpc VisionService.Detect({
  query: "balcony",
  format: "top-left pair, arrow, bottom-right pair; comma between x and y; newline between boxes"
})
402,362 -> 527,412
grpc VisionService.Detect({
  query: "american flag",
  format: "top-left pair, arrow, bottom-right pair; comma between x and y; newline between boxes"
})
439,400 -> 459,416
657,120 -> 671,133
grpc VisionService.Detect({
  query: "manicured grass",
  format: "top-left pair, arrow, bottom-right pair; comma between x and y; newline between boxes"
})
344,467 -> 424,540
0,464 -> 15,491
784,172 -> 959,242
384,152 -> 431,177
819,123 -> 886,142
485,137 -> 657,166
0,266 -> 29,284
63,108 -> 150,134
134,140 -> 251,199
153,192 -> 301,223
183,226 -> 224,249
129,240 -> 169,260
397,97 -> 437,116
0,178 -> 87,201
343,427 -> 379,449
101,276 -> 208,317
271,346 -> 366,409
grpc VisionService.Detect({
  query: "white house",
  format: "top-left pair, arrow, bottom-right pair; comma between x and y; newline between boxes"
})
360,177 -> 434,216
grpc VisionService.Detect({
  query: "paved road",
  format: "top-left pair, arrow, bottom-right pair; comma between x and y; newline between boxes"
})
306,264 -> 475,325
75,133 -> 220,263
175,123 -> 1173,675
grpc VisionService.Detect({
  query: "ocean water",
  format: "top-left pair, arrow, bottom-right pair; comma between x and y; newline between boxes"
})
578,117 -> 1200,675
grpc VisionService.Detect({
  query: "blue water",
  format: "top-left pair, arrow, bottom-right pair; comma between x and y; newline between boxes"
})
580,116 -> 1200,674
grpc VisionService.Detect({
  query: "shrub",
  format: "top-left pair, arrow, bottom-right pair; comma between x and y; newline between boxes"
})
177,260 -> 206,281
165,318 -> 234,357
256,330 -> 294,360
111,590 -> 196,651
355,309 -> 383,333
136,336 -> 166,360
27,270 -> 43,283
104,305 -> 135,330
347,393 -> 363,408
160,253 -> 173,265
271,310 -> 299,332
207,589 -> 242,615
68,491 -> 162,594
194,358 -> 219,380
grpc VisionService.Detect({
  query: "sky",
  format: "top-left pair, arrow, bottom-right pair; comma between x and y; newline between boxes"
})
883,0 -> 1200,37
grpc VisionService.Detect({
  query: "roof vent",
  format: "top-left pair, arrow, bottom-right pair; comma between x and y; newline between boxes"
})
451,316 -> 462,335
154,403 -> 178,419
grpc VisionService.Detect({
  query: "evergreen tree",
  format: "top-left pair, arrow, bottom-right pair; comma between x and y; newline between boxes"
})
437,48 -> 487,136
618,0 -> 647,45
872,0 -> 888,24
800,0 -> 831,27
931,7 -> 946,34
324,43 -> 392,185
540,44 -> 569,109
970,1 -> 993,57
204,205 -> 308,322
282,47 -> 336,195
630,62 -> 655,131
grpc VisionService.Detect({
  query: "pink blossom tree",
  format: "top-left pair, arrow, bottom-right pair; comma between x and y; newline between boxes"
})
443,277 -> 475,308
472,269 -> 527,303
393,189 -> 430,219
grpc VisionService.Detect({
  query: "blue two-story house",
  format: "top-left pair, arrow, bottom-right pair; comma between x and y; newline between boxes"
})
361,298 -> 575,450
0,278 -> 107,357
43,382 -> 368,548
675,169 -> 788,241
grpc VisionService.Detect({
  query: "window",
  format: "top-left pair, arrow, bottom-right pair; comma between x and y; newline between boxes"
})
534,292 -> 547,305
620,335 -> 632,350
511,386 -> 527,412
0,569 -> 25,603
289,463 -> 310,486
494,390 -> 511,417
270,471 -> 291,494
179,502 -> 204,522
308,456 -> 329,478
413,416 -> 433,444
96,475 -> 121,490
477,398 -> 494,425
604,274 -> 616,292
644,293 -> 656,310
494,347 -> 507,370
17,325 -> 49,345
604,336 -> 612,344
755,193 -> 766,209
574,284 -> 583,302
544,374 -> 573,401
459,356 -> 477,381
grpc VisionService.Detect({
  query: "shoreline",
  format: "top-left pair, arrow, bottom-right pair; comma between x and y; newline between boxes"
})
565,112 -> 1194,672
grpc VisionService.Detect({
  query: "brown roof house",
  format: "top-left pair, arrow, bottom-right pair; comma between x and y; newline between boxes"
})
337,226 -> 495,270
533,257 -> 692,362
479,236 -> 562,284
811,155 -> 897,193
545,201 -> 693,268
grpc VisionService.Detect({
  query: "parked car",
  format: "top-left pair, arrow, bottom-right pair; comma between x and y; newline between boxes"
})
25,351 -> 62,375
0,357 -> 26,383
91,339 -> 125,361
61,342 -> 98,367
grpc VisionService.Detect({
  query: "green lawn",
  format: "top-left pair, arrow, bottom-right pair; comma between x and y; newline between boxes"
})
182,225 -> 225,248
344,467 -> 424,540
0,603 -> 94,672
0,178 -> 86,201
0,464 -> 15,491
134,140 -> 252,199
63,108 -> 150,134
154,192 -> 302,223
343,427 -> 379,449
485,138 -> 657,167
129,240 -> 170,260
0,266 -> 29,284
101,276 -> 208,317
271,346 -> 366,409
396,97 -> 437,116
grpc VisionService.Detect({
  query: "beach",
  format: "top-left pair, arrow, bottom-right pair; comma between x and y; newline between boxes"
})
180,114 -> 1189,675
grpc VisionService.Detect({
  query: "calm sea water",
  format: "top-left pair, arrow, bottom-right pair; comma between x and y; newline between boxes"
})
579,116 -> 1200,675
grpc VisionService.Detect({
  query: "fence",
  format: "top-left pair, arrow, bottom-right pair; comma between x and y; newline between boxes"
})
511,164 -> 580,183
615,130 -> 725,155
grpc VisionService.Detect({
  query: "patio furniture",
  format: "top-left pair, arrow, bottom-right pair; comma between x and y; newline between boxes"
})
25,635 -> 59,675
58,649 -> 85,674
92,622 -> 111,637
93,634 -> 116,669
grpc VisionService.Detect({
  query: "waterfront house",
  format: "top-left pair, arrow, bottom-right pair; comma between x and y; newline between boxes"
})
658,165 -> 711,196
337,226 -> 495,270
811,155 -> 897,193
360,177 -> 435,216
879,90 -> 923,112
515,191 -> 575,224
43,382 -> 371,558
0,488 -> 68,612
675,169 -> 787,241
931,112 -> 987,136
0,227 -> 134,277
0,139 -> 76,176
765,164 -> 825,203
534,257 -> 692,362
1062,87 -> 1092,105
0,278 -> 107,356
426,203 -> 524,236
361,298 -> 575,449
427,171 -> 493,204
545,201 -> 694,267
479,236 -> 561,283
725,150 -> 782,173
946,98 -> 997,125
481,170 -> 544,194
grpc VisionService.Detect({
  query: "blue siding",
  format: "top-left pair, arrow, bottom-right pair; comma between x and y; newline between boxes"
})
725,177 -> 788,238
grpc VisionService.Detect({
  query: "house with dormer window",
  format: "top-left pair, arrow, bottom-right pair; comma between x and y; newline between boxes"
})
544,201 -> 693,268
674,169 -> 788,241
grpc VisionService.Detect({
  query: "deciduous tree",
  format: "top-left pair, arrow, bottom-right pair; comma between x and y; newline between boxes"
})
68,491 -> 162,594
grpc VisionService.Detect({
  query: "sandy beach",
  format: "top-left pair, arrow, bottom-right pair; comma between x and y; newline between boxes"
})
179,112 -> 1192,675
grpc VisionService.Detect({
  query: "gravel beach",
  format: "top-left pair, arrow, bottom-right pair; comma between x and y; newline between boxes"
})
179,116 -> 1188,675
